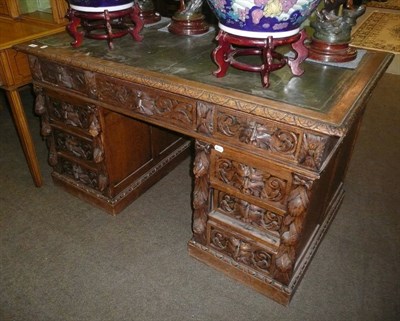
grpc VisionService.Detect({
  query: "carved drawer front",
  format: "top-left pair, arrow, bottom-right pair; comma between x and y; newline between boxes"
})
95,74 -> 196,130
210,148 -> 292,212
215,108 -> 300,162
29,56 -> 94,96
207,211 -> 278,276
53,129 -> 103,164
44,91 -> 100,137
214,108 -> 335,171
213,190 -> 283,243
55,157 -> 108,193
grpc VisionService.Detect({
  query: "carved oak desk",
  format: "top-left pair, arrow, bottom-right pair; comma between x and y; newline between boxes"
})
16,27 -> 392,305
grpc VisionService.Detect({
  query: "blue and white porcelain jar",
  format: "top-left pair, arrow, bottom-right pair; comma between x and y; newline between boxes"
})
68,0 -> 134,12
206,0 -> 321,38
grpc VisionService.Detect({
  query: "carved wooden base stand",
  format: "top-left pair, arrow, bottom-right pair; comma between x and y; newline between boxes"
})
212,30 -> 309,88
139,8 -> 161,25
168,15 -> 209,36
307,38 -> 357,63
66,5 -> 144,50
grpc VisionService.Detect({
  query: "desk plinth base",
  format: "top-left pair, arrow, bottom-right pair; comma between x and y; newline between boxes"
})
211,30 -> 308,88
66,5 -> 144,49
188,184 -> 344,305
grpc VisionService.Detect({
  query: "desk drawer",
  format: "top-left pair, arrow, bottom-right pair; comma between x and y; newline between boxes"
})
207,211 -> 277,276
29,56 -> 93,96
38,87 -> 101,137
55,157 -> 108,193
213,190 -> 283,240
95,73 -> 196,130
210,147 -> 292,212
214,107 -> 335,172
53,128 -> 103,163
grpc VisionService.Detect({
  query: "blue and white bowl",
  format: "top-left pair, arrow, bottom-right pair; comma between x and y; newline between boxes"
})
206,0 -> 321,38
69,0 -> 134,12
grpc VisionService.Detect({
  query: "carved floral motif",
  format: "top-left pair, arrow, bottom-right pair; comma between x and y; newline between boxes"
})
215,157 -> 287,204
196,101 -> 214,136
210,227 -> 272,273
299,133 -> 329,170
192,141 -> 212,244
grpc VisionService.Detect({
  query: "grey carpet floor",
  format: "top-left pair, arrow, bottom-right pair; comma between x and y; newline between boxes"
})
0,73 -> 399,321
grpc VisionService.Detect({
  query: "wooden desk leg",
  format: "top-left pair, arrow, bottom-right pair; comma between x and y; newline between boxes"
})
6,89 -> 43,187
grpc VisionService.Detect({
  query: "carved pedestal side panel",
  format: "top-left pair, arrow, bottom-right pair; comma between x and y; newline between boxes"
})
95,74 -> 195,130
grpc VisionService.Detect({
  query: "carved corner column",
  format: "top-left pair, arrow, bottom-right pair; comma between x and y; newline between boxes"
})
192,140 -> 212,244
34,85 -> 56,165
274,174 -> 313,285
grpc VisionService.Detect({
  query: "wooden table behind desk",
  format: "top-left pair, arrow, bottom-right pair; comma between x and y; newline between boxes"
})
0,18 -> 66,187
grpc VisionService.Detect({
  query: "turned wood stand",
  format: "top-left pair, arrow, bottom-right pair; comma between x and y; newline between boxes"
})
66,5 -> 143,49
138,9 -> 161,25
16,26 -> 393,305
168,14 -> 209,36
212,30 -> 309,88
307,38 -> 358,63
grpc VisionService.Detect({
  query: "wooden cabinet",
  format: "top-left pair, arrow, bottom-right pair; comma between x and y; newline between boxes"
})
32,57 -> 190,214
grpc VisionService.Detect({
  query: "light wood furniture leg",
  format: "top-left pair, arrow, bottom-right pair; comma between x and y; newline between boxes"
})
6,89 -> 43,187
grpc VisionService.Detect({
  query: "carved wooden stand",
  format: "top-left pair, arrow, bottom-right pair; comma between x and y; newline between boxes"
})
212,30 -> 309,88
307,38 -> 358,63
66,5 -> 144,50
